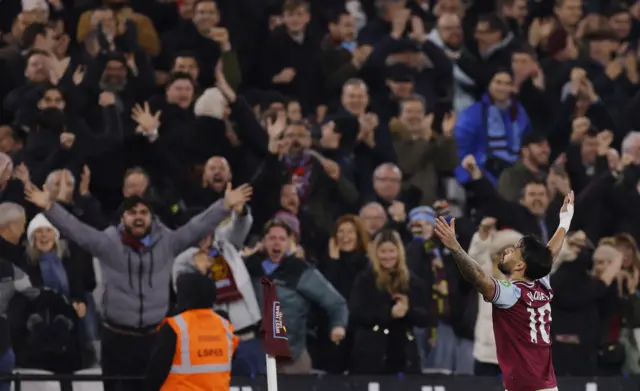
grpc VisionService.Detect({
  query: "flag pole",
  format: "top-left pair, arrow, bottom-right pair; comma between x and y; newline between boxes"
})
265,354 -> 278,391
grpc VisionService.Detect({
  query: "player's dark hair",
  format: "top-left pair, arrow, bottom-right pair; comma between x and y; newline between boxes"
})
521,235 -> 553,280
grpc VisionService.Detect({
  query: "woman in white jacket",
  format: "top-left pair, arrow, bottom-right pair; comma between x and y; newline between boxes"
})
467,217 -> 522,375
172,206 -> 262,376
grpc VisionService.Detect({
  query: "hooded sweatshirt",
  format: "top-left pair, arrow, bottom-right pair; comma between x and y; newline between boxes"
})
43,199 -> 230,330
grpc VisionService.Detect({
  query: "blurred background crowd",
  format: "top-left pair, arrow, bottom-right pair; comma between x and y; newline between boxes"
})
2,0 -> 640,387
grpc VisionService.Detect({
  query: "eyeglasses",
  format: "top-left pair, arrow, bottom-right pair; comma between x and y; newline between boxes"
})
374,176 -> 401,183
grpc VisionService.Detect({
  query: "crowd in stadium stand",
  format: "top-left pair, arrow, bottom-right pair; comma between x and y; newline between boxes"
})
2,0 -> 640,388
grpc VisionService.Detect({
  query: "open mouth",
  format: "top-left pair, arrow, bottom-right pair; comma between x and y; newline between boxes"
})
133,220 -> 145,227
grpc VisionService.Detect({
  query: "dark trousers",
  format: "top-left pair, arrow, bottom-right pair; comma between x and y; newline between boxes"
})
0,349 -> 14,391
231,338 -> 266,376
101,326 -> 156,391
474,360 -> 501,376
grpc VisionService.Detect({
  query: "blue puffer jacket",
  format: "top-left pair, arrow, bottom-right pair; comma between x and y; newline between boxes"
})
453,94 -> 531,184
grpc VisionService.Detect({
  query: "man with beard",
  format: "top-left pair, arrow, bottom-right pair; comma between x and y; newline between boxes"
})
434,190 -> 574,391
100,54 -> 129,93
186,155 -> 231,208
24,181 -> 252,391
279,119 -> 359,235
498,132 -> 551,202
94,52 -> 152,119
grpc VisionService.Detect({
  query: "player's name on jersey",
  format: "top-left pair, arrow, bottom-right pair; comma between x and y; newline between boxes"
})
526,290 -> 552,302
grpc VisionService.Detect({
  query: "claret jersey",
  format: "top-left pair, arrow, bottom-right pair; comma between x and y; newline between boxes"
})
489,276 -> 556,391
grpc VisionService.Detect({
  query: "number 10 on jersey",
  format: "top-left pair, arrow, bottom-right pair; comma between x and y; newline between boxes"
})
526,303 -> 551,344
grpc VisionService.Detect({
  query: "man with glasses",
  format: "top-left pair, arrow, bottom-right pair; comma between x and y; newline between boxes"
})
371,163 -> 421,226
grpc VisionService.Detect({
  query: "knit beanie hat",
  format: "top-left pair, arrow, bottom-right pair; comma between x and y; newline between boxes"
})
27,213 -> 60,241
408,206 -> 437,226
274,211 -> 300,238
118,195 -> 153,217
194,87 -> 227,119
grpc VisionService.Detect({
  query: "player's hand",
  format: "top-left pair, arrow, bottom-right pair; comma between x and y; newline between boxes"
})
560,190 -> 575,214
558,190 -> 574,231
434,216 -> 460,251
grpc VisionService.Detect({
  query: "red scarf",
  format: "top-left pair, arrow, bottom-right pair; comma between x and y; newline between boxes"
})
210,254 -> 243,304
121,231 -> 145,250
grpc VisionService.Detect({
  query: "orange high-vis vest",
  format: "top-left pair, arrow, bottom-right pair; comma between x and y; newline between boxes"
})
159,308 -> 239,391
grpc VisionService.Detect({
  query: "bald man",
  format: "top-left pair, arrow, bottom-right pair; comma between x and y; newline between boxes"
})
202,156 -> 232,193
359,202 -> 387,237
179,156 -> 233,209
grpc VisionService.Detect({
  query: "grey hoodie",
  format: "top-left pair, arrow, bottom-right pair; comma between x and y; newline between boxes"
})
44,200 -> 230,329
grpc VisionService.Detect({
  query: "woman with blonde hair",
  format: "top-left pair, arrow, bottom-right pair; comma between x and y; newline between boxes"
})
613,233 -> 640,295
348,229 -> 428,374
24,214 -> 90,316
314,214 -> 370,373
21,214 -> 98,367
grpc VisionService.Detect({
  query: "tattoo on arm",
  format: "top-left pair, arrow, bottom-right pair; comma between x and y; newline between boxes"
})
451,246 -> 494,297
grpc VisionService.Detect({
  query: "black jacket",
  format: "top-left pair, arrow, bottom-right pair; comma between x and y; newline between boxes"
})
15,240 -> 95,304
348,265 -> 428,374
551,252 -> 618,376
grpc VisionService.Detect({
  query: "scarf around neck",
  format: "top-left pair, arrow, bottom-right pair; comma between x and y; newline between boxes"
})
484,95 -> 522,165
40,251 -> 70,298
283,151 -> 313,200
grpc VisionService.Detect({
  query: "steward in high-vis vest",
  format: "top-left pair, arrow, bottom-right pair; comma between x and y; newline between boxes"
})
146,273 -> 239,391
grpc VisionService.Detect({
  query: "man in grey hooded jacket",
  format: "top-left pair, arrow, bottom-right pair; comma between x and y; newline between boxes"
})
24,182 -> 252,391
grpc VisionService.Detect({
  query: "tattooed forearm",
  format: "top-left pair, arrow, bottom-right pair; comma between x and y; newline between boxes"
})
451,245 -> 494,296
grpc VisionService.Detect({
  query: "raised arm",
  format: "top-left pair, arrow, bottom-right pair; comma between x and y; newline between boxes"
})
215,206 -> 253,250
166,184 -> 252,255
25,184 -> 111,257
434,217 -> 495,300
547,191 -> 575,261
